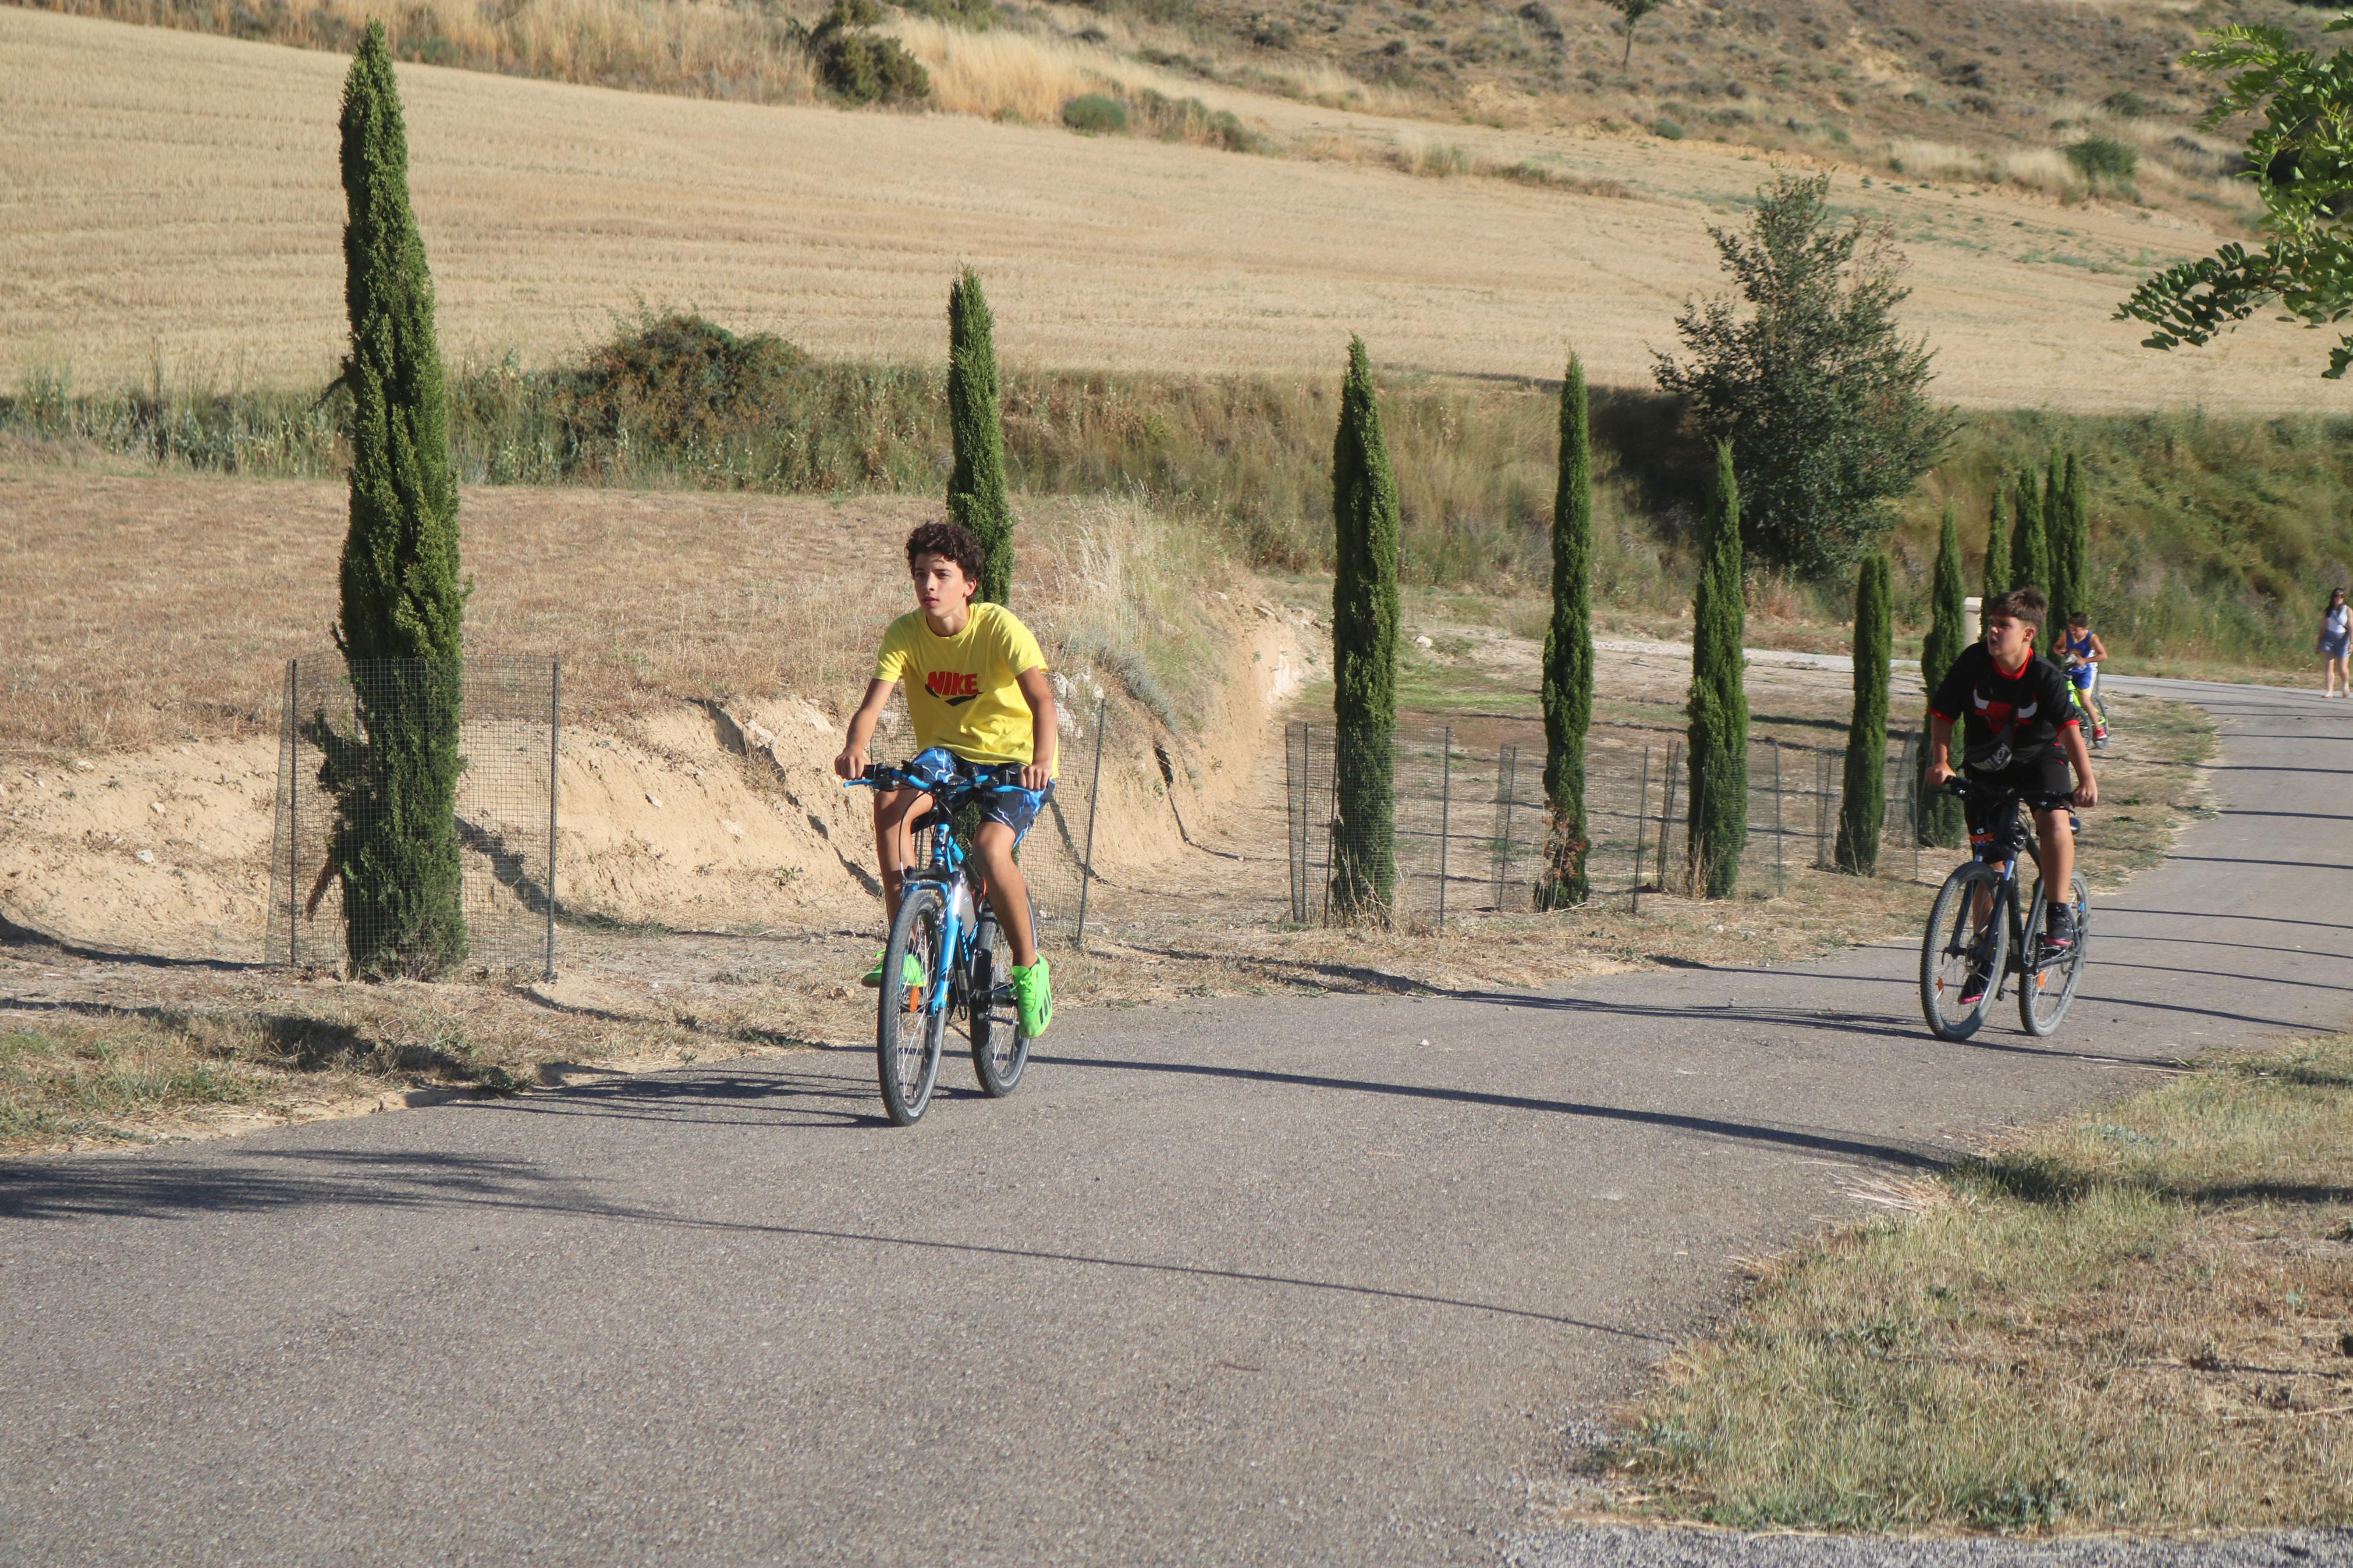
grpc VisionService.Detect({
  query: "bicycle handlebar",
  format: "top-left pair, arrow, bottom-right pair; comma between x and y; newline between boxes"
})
1939,777 -> 2075,809
840,761 -> 1028,797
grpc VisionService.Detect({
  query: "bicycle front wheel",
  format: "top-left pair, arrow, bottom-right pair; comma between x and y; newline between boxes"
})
2019,872 -> 2089,1037
878,883 -> 948,1125
1922,862 -> 2007,1041
966,890 -> 1037,1098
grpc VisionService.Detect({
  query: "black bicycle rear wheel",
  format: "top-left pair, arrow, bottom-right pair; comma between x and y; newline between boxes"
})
968,890 -> 1036,1097
877,883 -> 947,1125
1922,862 -> 2007,1041
2018,872 -> 2090,1037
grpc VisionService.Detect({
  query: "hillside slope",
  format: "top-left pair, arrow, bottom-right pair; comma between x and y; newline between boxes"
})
5,6 -> 2347,410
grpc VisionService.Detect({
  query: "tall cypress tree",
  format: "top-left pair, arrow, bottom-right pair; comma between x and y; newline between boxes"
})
2052,451 -> 2090,631
1919,505 -> 1967,848
1329,337 -> 1401,922
1835,552 -> 1893,875
2009,464 -> 2049,593
1981,490 -> 2010,602
1536,353 -> 1593,911
1686,440 -> 1748,899
947,268 -> 1013,604
315,20 -> 467,977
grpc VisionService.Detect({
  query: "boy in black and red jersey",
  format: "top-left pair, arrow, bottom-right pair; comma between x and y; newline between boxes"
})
1922,586 -> 2099,977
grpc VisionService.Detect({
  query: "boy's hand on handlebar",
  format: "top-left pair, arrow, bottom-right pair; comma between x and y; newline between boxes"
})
1019,760 -> 1051,791
1923,759 -> 1955,788
834,747 -> 866,781
2073,775 -> 2099,809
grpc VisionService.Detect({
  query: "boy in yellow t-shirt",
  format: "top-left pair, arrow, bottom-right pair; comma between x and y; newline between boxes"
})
834,520 -> 1059,1037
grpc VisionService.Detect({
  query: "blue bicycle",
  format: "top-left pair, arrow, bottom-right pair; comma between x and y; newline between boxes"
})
844,762 -> 1034,1125
1919,779 -> 2089,1041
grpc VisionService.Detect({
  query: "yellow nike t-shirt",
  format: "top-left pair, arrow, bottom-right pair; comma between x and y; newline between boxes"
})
874,603 -> 1053,773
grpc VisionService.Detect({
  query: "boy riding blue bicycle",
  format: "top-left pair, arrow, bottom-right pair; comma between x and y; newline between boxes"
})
833,520 -> 1057,1040
1922,586 -> 2100,1005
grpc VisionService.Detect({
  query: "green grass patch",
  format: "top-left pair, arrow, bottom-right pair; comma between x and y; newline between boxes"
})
1602,1033 -> 2353,1535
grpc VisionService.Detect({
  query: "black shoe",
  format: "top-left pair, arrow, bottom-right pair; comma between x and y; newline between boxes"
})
1958,937 -> 1996,1007
2039,905 -> 2077,963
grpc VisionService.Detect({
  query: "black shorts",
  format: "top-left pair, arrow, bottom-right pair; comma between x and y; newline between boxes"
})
1963,752 -> 2072,863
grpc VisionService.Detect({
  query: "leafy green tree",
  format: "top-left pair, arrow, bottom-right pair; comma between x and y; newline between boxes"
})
1686,440 -> 1748,898
1981,490 -> 2010,601
1655,173 -> 1957,577
317,21 -> 468,977
1603,0 -> 1663,69
947,268 -> 1013,604
808,0 -> 931,105
1835,552 -> 1892,875
1919,504 -> 1968,848
2009,465 -> 2049,593
2117,17 -> 2353,378
1330,337 -> 1401,922
1537,354 -> 1593,910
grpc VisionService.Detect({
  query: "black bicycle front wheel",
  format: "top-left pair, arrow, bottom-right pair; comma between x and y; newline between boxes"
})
1922,862 -> 2007,1041
967,890 -> 1036,1098
877,883 -> 947,1125
2018,872 -> 2090,1037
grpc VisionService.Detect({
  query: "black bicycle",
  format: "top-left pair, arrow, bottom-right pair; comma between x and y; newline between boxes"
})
1919,779 -> 2089,1041
844,762 -> 1035,1125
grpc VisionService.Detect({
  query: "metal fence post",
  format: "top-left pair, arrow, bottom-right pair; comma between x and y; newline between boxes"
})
1319,726 -> 1337,927
1437,726 -> 1452,936
1659,739 -> 1680,897
1492,742 -> 1518,909
1772,737 -> 1785,898
1633,744 -> 1650,915
1815,751 -> 1829,869
1074,695 -> 1108,951
285,657 -> 299,966
1286,723 -> 1304,923
544,658 -> 560,979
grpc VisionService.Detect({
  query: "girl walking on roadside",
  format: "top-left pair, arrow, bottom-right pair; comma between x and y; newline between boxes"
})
2325,587 -> 2351,698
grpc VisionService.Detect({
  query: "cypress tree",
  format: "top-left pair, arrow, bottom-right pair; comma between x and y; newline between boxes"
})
1835,552 -> 1893,875
947,268 -> 1013,604
1919,504 -> 1968,848
315,21 -> 468,977
1982,490 -> 2010,601
2052,451 -> 2090,631
1536,353 -> 1593,911
1329,337 -> 1401,922
2009,464 -> 2049,593
1686,440 -> 1748,899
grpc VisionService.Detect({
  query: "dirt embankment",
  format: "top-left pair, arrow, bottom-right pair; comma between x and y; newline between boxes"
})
0,596 -> 1318,962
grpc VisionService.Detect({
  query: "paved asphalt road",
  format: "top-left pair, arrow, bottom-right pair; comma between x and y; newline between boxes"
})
5,677 -> 2351,1566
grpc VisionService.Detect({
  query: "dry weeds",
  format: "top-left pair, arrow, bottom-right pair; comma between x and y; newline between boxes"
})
1582,1033 -> 2353,1534
2,7 -> 2338,408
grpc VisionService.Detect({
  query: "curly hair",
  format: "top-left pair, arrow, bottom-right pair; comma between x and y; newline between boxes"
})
904,519 -> 984,589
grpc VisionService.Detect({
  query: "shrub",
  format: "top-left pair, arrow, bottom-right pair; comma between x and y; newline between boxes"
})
1062,93 -> 1128,134
897,0 -> 996,27
2101,90 -> 2149,118
810,0 -> 930,105
560,312 -> 806,449
2066,134 -> 2138,183
1654,117 -> 1685,140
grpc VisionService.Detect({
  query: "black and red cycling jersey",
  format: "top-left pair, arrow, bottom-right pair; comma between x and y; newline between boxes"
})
1929,642 -> 2079,773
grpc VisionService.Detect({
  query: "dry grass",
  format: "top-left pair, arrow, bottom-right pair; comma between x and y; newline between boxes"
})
2,6 -> 2338,408
1586,1032 -> 2353,1535
0,464 -> 1231,757
884,14 -> 1128,122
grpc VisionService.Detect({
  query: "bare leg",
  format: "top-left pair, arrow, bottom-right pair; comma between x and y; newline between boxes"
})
971,820 -> 1038,967
871,788 -> 933,929
2033,808 -> 2075,907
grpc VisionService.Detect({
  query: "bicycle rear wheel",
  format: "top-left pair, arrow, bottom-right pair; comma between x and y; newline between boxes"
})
2018,872 -> 2089,1037
877,883 -> 947,1125
967,890 -> 1037,1097
1921,862 -> 2007,1041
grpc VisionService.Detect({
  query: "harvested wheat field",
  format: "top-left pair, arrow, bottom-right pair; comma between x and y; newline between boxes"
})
3,5 -> 2343,408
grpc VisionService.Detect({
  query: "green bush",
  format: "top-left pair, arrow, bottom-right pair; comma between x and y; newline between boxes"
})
2067,133 -> 2138,183
1654,117 -> 1685,140
2102,90 -> 2149,118
896,0 -> 996,27
810,0 -> 930,105
1062,94 -> 1128,134
559,312 -> 806,450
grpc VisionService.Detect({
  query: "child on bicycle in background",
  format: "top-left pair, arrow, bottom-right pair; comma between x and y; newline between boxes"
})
2059,611 -> 2110,748
1922,587 -> 2099,998
833,520 -> 1058,1039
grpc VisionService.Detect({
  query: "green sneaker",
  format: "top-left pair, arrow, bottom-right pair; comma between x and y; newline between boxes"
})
1010,958 -> 1052,1039
860,949 -> 925,990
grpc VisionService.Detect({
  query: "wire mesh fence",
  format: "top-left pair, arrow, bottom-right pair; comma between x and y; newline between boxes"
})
1283,721 -> 1932,931
268,655 -> 558,977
